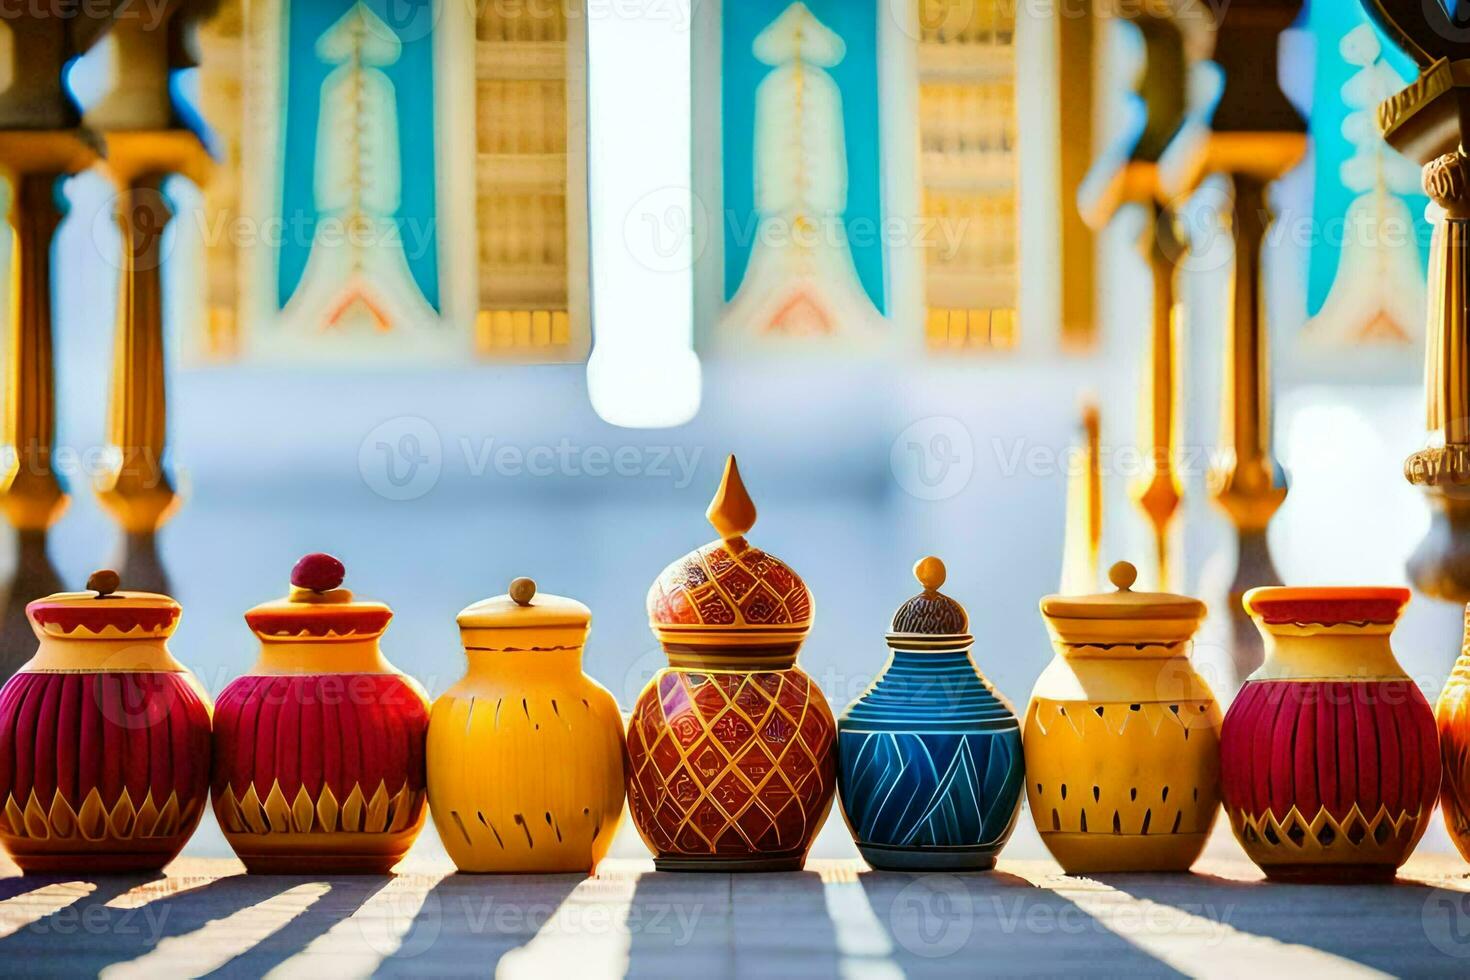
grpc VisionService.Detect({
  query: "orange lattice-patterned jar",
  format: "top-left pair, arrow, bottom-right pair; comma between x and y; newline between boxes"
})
626,456 -> 836,871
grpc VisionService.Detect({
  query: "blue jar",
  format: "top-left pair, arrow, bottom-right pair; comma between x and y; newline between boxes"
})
837,556 -> 1024,870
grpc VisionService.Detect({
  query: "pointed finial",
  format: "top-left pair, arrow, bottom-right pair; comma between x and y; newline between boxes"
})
1109,561 -> 1138,592
914,556 -> 946,593
706,455 -> 757,542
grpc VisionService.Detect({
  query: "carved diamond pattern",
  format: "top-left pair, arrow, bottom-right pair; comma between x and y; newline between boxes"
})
626,669 -> 836,861
691,678 -> 728,721
711,710 -> 754,752
646,541 -> 813,630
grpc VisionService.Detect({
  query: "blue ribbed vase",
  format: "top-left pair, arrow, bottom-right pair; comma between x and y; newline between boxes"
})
836,558 -> 1024,870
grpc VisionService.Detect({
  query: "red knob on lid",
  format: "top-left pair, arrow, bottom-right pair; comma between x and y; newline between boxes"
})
291,553 -> 345,593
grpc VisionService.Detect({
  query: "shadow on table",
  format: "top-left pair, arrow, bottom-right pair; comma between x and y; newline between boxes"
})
625,870 -> 838,977
377,872 -> 584,972
1098,871 -> 1470,974
0,872 -> 385,975
207,876 -> 391,976
856,870 -> 1183,977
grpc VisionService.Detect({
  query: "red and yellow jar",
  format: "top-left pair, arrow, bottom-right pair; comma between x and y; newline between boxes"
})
0,571 -> 212,873
1221,587 -> 1438,882
626,456 -> 837,871
212,554 -> 429,873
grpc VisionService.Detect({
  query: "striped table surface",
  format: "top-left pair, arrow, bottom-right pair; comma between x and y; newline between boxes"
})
0,852 -> 1467,977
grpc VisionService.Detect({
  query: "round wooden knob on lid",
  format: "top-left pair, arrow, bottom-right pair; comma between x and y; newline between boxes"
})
87,569 -> 121,597
914,556 -> 946,592
1108,561 -> 1137,591
509,577 -> 537,606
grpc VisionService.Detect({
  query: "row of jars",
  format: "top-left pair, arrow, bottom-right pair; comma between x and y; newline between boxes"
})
0,456 -> 1463,881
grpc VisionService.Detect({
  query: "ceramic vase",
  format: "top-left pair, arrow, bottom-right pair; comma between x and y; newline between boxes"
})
1025,561 -> 1221,873
626,456 -> 837,871
837,557 -> 1023,870
0,571 -> 212,873
212,554 -> 430,873
1222,586 -> 1439,882
428,576 -> 624,873
1439,606 -> 1470,860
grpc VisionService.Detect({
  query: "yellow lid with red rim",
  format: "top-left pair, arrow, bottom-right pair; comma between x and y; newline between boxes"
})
27,569 -> 181,639
244,553 -> 392,641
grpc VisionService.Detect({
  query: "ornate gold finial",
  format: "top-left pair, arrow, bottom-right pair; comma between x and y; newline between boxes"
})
509,577 -> 537,606
706,455 -> 757,543
1108,561 -> 1138,592
914,556 -> 946,593
1368,0 -> 1470,599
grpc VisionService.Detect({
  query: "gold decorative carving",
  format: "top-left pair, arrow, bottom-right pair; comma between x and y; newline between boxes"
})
916,0 -> 1021,352
1366,1 -> 1470,600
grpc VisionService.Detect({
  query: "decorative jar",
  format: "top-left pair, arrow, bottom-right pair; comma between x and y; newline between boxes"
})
212,554 -> 429,873
626,455 -> 837,871
1222,586 -> 1438,882
837,556 -> 1023,870
427,576 -> 625,873
0,570 -> 211,872
1026,561 -> 1221,872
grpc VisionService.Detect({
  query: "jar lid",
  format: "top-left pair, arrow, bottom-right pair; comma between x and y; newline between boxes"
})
888,556 -> 970,646
1040,561 -> 1205,645
27,569 -> 181,638
1244,586 -> 1409,627
244,553 -> 392,641
646,455 -> 813,669
457,577 -> 591,651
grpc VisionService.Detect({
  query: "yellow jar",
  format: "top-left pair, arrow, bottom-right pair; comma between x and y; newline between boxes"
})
1025,561 -> 1221,873
427,577 -> 625,873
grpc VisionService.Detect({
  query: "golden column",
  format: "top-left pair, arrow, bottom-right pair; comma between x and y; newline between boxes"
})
1059,399 -> 1103,594
0,14 -> 111,676
1159,0 -> 1305,682
1365,2 -> 1470,601
1078,10 -> 1187,589
88,5 -> 212,592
